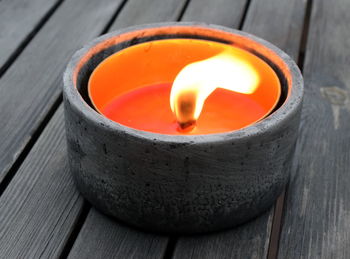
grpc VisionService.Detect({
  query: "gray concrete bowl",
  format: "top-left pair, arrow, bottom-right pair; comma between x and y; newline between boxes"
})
63,22 -> 303,234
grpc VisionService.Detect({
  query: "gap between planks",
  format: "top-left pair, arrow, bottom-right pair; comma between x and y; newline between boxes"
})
0,94 -> 62,197
238,0 -> 252,30
0,0 -> 64,78
266,1 -> 313,258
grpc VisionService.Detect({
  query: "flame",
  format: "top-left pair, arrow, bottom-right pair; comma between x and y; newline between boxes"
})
170,51 -> 260,130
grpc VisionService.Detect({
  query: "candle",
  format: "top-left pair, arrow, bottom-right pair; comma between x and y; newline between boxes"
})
88,39 -> 280,135
64,23 -> 304,233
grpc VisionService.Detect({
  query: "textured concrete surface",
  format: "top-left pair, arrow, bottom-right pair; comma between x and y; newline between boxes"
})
63,22 -> 303,234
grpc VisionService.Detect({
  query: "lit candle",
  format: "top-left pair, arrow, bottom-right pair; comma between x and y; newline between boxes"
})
64,24 -> 304,234
88,39 -> 280,135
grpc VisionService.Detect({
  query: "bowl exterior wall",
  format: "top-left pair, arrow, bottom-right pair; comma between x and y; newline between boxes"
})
64,97 -> 301,234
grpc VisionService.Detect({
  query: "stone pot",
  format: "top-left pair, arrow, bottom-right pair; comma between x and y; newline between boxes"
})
63,22 -> 303,234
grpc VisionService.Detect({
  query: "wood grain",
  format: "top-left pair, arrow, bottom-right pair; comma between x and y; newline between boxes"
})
174,212 -> 272,259
243,0 -> 306,60
278,0 -> 350,257
0,0 -> 60,74
173,0 -> 306,258
68,209 -> 168,259
0,0 -> 124,185
110,0 -> 188,30
181,0 -> 247,27
0,107 -> 84,258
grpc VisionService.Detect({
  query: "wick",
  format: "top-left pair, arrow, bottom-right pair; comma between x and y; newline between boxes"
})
177,120 -> 196,132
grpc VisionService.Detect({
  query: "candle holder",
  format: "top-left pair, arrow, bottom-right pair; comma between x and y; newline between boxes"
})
63,22 -> 303,234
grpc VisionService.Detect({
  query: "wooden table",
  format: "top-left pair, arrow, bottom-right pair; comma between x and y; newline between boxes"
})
0,0 -> 348,258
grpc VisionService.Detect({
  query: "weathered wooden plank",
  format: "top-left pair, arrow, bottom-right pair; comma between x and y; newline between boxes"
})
0,0 -> 124,184
243,0 -> 306,60
0,0 -> 60,74
68,209 -> 168,259
0,107 -> 84,258
110,0 -> 188,30
174,212 -> 272,259
173,0 -> 306,258
278,0 -> 350,258
181,0 -> 246,27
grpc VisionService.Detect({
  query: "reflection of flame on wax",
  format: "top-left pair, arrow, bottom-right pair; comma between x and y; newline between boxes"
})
170,51 -> 260,131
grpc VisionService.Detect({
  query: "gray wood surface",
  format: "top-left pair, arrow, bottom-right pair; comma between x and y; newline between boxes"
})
174,212 -> 272,259
0,0 -> 59,73
243,0 -> 306,60
110,0 -> 188,30
181,0 -> 247,27
173,0 -> 306,258
278,0 -> 350,258
0,0 -> 124,185
0,108 -> 83,258
68,209 -> 169,259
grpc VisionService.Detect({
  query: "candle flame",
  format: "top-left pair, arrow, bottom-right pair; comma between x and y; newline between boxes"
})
170,51 -> 260,130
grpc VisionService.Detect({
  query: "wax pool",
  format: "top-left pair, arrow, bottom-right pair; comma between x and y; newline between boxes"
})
88,39 -> 281,135
103,83 -> 267,134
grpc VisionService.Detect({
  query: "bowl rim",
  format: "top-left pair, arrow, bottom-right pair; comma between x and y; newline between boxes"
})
63,22 -> 303,144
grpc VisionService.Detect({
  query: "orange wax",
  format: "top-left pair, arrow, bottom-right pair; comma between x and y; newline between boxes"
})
88,39 -> 281,135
